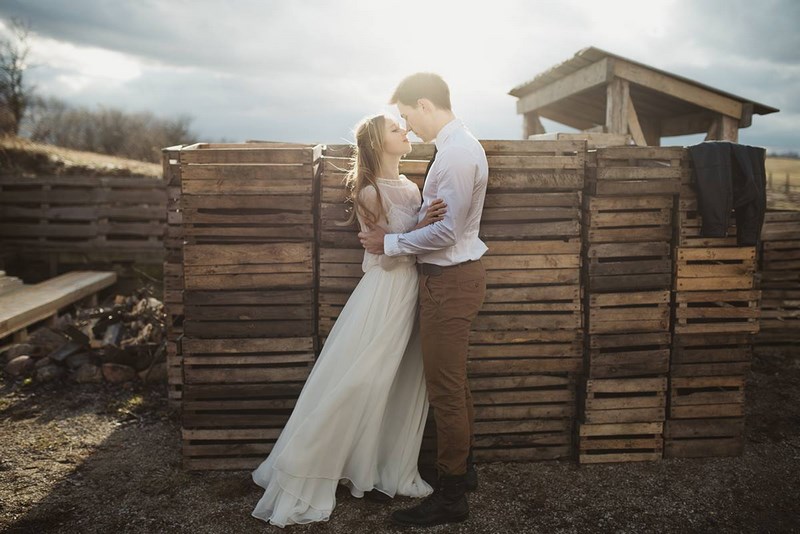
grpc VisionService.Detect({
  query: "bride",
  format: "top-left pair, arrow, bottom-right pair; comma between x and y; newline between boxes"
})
251,113 -> 447,527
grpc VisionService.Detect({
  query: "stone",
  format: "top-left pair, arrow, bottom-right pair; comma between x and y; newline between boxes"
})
73,363 -> 103,383
101,363 -> 138,383
36,364 -> 66,383
27,327 -> 68,353
65,352 -> 92,369
3,343 -> 38,361
5,355 -> 35,377
35,356 -> 54,368
139,362 -> 167,383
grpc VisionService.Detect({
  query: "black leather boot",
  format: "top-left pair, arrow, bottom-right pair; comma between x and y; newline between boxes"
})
390,474 -> 468,527
364,489 -> 392,503
465,448 -> 478,492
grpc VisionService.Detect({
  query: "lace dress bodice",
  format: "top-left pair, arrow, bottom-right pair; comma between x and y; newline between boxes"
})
357,176 -> 421,272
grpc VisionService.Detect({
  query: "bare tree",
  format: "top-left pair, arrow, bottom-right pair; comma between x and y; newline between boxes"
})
26,96 -> 198,162
0,18 -> 33,135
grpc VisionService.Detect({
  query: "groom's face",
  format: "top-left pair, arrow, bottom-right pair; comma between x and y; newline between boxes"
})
397,101 -> 431,143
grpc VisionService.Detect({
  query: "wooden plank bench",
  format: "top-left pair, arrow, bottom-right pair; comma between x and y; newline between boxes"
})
0,271 -> 117,341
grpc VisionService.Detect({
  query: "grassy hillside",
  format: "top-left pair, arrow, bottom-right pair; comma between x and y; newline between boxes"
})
0,136 -> 161,178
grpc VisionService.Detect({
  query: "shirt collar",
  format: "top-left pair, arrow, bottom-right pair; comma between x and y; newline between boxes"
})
434,118 -> 462,151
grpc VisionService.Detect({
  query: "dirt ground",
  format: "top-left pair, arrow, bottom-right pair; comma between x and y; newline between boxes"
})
1,350 -> 799,534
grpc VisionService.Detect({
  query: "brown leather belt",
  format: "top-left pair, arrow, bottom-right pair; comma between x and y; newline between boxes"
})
417,260 -> 476,277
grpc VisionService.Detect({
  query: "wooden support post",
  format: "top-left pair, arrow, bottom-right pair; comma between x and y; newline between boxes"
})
705,116 -> 721,141
523,112 -> 545,139
705,114 -> 739,142
720,115 -> 739,142
605,78 -> 630,135
626,98 -> 647,146
640,118 -> 661,146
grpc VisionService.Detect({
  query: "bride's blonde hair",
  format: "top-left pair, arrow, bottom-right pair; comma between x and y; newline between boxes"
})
343,114 -> 388,227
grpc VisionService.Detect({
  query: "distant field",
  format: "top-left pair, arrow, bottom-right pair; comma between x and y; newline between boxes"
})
766,157 -> 800,210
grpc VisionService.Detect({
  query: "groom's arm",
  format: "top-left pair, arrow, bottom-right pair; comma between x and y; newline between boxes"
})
384,147 -> 476,256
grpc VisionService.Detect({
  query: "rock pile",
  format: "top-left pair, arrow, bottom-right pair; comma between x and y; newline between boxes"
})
2,289 -> 167,386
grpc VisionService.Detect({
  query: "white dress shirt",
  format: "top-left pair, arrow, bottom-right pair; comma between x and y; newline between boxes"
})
384,118 -> 488,266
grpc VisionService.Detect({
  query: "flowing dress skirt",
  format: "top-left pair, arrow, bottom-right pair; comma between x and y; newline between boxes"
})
251,262 -> 432,527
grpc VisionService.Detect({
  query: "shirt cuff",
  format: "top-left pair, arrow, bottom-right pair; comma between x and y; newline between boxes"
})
384,233 -> 402,256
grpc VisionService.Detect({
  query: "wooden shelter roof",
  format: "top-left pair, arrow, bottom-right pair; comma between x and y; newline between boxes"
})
509,47 -> 778,133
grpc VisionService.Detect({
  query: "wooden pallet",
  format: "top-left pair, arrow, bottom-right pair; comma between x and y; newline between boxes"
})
584,240 -> 672,292
179,143 -> 321,470
587,146 -> 685,196
0,176 -> 166,253
582,377 -> 667,424
163,146 -> 184,406
664,417 -> 744,458
180,143 -> 320,244
671,333 -> 753,377
674,289 -> 760,335
583,195 -> 674,244
482,139 -> 586,193
587,290 -> 670,335
587,332 -> 671,379
757,211 -> 800,350
468,329 -> 583,377
0,271 -> 118,341
181,337 -> 313,471
0,270 -> 23,297
578,422 -> 663,464
669,376 -> 745,419
470,374 -> 575,462
675,247 -> 756,291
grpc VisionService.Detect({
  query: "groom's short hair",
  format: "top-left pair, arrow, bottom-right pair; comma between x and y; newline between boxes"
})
390,73 -> 452,110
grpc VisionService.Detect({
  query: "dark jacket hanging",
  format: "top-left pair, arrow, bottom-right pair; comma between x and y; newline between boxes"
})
687,141 -> 766,246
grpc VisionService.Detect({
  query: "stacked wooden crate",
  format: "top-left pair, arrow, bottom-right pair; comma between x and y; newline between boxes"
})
179,143 -> 321,470
162,146 -> 184,408
666,157 -> 760,458
470,139 -> 585,462
756,211 -> 800,355
578,146 -> 683,464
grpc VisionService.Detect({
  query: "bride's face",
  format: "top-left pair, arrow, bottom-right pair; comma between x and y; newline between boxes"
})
382,117 -> 411,157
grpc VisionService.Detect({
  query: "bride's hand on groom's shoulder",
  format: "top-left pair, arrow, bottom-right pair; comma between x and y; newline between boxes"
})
359,222 -> 386,255
414,198 -> 447,230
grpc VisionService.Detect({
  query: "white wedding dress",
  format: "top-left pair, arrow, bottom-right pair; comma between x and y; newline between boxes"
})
252,176 -> 433,527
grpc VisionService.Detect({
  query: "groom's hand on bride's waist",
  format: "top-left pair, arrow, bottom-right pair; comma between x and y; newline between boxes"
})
359,223 -> 386,255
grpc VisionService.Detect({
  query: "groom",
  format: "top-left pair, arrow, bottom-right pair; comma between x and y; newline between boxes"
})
359,72 -> 489,527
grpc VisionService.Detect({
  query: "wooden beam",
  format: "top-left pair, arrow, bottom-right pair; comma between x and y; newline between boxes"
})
640,117 -> 661,147
523,112 -> 545,138
516,58 -> 610,115
739,102 -> 753,128
614,60 -> 743,119
605,78 -> 630,135
661,111 -> 715,137
626,98 -> 647,146
538,106 -> 598,131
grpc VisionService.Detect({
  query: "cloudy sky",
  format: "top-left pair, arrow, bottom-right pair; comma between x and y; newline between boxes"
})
1,0 -> 798,152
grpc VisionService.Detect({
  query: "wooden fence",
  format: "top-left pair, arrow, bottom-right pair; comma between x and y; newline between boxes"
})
161,141 -> 791,471
0,175 -> 166,275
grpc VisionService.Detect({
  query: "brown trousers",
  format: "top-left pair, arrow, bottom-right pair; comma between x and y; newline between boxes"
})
418,259 -> 486,476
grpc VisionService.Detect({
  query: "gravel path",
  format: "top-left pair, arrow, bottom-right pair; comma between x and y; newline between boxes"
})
1,351 -> 798,534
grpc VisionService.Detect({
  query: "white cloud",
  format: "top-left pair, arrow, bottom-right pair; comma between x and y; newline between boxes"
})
0,0 -> 797,150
